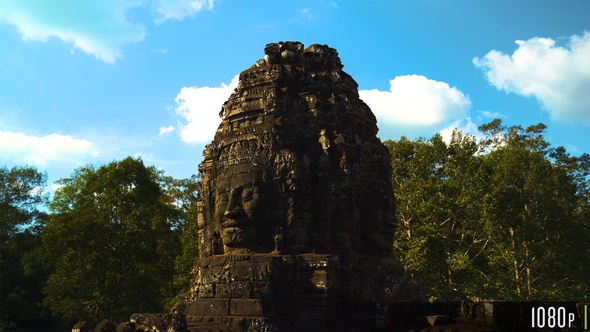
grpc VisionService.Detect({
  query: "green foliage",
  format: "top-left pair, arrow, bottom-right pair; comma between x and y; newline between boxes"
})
0,165 -> 48,242
3,119 -> 589,329
385,132 -> 488,299
0,166 -> 52,331
39,157 -> 186,325
386,119 -> 590,301
160,174 -> 200,308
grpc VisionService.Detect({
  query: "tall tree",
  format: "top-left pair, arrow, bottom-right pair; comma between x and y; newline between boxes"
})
160,174 -> 200,308
386,119 -> 590,301
0,166 -> 49,331
478,120 -> 590,300
385,131 -> 490,299
0,165 -> 47,243
40,157 -> 183,325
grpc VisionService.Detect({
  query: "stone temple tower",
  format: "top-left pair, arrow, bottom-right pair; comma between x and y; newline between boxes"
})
174,41 -> 423,332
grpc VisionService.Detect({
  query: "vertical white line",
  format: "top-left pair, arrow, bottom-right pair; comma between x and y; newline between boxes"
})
585,304 -> 588,330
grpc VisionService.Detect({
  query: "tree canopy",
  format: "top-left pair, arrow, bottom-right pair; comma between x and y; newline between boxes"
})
385,119 -> 590,301
0,166 -> 50,331
38,157 -> 197,326
2,120 -> 589,330
0,165 -> 47,243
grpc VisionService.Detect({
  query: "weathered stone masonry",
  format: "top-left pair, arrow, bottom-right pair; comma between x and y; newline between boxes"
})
173,41 -> 423,332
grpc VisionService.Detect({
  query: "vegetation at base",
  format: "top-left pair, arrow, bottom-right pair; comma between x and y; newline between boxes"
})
386,119 -> 590,301
1,120 -> 589,330
1,158 -> 199,331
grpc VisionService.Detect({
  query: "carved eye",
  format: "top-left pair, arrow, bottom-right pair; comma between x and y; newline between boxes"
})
241,187 -> 254,202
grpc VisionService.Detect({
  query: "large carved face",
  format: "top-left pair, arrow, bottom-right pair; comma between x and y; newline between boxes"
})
213,167 -> 270,249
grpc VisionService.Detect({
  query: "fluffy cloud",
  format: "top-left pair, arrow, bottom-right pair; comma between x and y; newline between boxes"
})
174,75 -> 239,143
359,75 -> 472,128
478,110 -> 504,120
0,0 -> 214,63
0,0 -> 145,63
0,131 -> 98,166
473,31 -> 590,123
159,125 -> 175,136
152,0 -> 214,24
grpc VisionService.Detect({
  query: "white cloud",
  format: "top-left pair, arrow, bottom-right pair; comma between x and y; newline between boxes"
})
159,125 -> 175,135
440,117 -> 483,144
477,110 -> 504,120
133,151 -> 155,163
0,0 -> 145,63
0,131 -> 99,166
152,0 -> 214,24
48,183 -> 63,193
154,48 -> 170,54
473,31 -> 590,124
359,75 -> 472,127
0,0 -> 214,63
174,75 -> 239,144
299,8 -> 314,20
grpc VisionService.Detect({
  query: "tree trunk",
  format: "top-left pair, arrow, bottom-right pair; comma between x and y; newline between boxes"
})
525,245 -> 532,300
509,227 -> 522,297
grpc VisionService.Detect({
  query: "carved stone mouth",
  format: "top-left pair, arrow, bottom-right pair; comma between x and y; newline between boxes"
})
223,226 -> 249,233
222,218 -> 250,228
222,225 -> 257,245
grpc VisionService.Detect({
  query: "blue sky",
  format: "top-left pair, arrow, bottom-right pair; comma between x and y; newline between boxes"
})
1,0 -> 590,193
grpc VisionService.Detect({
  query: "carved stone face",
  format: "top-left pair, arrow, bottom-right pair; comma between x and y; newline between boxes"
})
213,168 -> 270,249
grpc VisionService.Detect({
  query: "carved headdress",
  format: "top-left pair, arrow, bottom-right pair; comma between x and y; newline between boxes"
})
197,42 -> 397,258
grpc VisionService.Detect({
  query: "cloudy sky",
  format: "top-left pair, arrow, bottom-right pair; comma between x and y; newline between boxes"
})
1,0 -> 589,191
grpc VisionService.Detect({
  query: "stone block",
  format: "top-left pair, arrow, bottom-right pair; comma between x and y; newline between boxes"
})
184,299 -> 229,316
197,282 -> 215,298
298,270 -> 336,296
229,299 -> 270,317
252,280 -> 274,298
253,256 -> 281,282
184,316 -> 278,332
130,313 -> 186,332
297,254 -> 333,270
228,264 -> 253,281
115,322 -> 135,332
199,265 -> 227,284
310,270 -> 328,290
216,281 -> 252,298
253,262 -> 274,282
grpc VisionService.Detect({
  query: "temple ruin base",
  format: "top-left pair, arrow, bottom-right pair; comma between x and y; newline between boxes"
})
172,253 -> 423,332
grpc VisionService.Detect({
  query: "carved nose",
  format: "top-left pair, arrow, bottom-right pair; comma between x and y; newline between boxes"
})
224,187 -> 246,221
224,208 -> 242,219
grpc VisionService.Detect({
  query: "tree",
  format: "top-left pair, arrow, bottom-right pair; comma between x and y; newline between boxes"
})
0,166 -> 50,331
386,119 -> 590,301
40,157 -> 183,325
0,165 -> 47,243
160,174 -> 200,308
385,131 -> 490,299
478,120 -> 590,300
